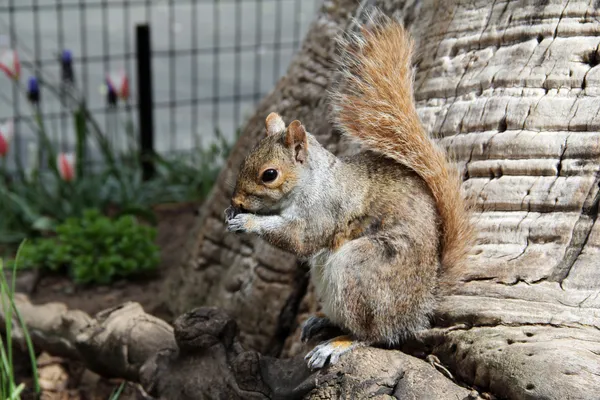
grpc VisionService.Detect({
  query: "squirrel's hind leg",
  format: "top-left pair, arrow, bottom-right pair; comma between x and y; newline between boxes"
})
305,335 -> 367,370
313,231 -> 438,346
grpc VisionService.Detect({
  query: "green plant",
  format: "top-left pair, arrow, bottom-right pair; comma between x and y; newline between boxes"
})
0,244 -> 41,399
2,37 -> 241,257
150,129 -> 236,204
0,45 -> 235,247
0,169 -> 121,245
15,209 -> 160,284
0,128 -> 236,249
109,382 -> 126,400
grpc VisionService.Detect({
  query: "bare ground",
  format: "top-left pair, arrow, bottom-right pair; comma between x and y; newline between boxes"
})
9,201 -> 200,399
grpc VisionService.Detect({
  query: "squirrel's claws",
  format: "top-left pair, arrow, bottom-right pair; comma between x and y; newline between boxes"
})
226,217 -> 246,233
304,336 -> 361,370
305,344 -> 330,369
225,213 -> 255,233
224,206 -> 237,222
301,315 -> 332,343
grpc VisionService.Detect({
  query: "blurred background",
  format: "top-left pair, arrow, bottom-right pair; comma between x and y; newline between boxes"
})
0,0 -> 321,170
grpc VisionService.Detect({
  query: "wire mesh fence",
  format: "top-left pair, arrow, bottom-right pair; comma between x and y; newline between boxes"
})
0,0 -> 321,172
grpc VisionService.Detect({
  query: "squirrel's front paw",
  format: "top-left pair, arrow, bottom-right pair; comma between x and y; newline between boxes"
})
224,206 -> 238,221
226,213 -> 256,233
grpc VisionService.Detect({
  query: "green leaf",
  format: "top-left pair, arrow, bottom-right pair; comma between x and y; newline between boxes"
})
31,216 -> 56,232
109,382 -> 126,400
20,208 -> 160,284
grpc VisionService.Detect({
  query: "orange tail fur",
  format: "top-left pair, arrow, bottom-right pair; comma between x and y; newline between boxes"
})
331,13 -> 474,281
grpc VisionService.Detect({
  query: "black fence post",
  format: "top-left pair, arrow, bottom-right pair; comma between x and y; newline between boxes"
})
136,23 -> 155,180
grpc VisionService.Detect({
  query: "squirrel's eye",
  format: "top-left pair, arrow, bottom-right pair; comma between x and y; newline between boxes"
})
261,169 -> 278,183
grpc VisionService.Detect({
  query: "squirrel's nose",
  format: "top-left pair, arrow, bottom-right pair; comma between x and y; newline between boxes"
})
232,195 -> 245,210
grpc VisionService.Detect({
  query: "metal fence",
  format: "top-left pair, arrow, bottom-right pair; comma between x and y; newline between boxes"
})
0,0 -> 321,171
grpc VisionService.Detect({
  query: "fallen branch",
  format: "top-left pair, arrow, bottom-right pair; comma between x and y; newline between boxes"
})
1,293 -> 175,381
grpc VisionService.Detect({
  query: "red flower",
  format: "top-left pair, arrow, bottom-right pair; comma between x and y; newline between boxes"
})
0,119 -> 14,157
57,153 -> 75,181
0,49 -> 21,80
106,70 -> 129,101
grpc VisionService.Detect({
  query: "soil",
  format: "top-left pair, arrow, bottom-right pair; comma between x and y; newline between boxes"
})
18,201 -> 200,323
9,201 -> 201,399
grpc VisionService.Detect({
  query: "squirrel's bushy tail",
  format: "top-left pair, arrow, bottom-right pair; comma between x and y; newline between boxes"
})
331,13 -> 474,281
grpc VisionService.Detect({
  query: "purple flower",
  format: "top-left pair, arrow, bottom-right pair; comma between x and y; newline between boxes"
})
27,76 -> 40,103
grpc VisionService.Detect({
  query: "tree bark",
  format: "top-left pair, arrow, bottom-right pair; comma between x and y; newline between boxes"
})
0,294 -> 175,382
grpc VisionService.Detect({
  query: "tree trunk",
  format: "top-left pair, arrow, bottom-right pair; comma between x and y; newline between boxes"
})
162,0 -> 600,398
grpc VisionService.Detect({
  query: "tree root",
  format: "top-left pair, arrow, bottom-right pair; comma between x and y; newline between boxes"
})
1,294 -> 471,399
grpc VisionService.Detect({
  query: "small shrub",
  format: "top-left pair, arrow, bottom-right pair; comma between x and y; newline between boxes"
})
16,209 -> 159,284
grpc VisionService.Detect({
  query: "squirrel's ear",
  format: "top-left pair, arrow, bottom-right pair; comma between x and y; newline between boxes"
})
285,120 -> 308,163
265,112 -> 285,136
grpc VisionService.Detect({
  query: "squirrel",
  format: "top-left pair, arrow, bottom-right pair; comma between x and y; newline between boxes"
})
225,12 -> 474,370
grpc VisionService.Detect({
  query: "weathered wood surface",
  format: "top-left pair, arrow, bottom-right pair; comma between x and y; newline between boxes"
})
0,294 -> 175,382
410,1 -> 600,398
1,298 -> 472,399
3,0 -> 599,399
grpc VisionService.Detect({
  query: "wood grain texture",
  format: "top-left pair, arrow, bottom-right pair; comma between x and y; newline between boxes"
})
409,0 -> 600,398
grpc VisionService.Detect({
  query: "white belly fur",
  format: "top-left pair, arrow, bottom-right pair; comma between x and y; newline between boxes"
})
308,247 -> 353,328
